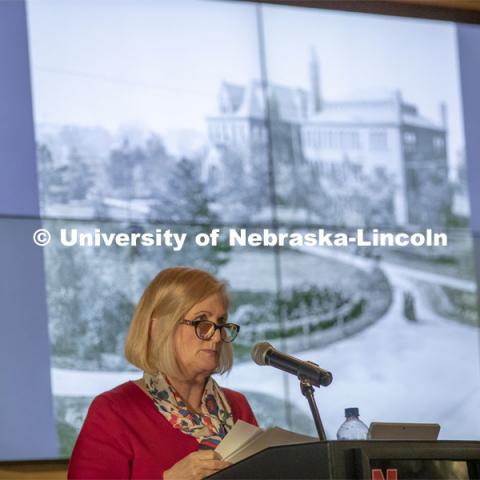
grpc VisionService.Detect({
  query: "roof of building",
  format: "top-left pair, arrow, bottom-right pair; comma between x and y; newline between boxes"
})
215,82 -> 443,131
217,80 -> 308,123
308,90 -> 442,130
307,100 -> 399,126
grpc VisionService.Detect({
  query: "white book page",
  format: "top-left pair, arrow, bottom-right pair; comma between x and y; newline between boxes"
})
215,420 -> 262,460
225,427 -> 317,464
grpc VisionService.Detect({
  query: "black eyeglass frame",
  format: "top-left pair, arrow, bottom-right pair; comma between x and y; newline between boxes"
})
179,317 -> 240,343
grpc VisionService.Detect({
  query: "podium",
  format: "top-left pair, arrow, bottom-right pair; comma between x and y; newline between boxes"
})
209,440 -> 480,479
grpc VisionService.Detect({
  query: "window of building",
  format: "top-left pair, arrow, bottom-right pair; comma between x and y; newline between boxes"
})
403,131 -> 416,144
326,130 -> 332,149
319,130 -> 326,148
305,129 -> 311,148
332,131 -> 340,149
214,124 -> 222,142
370,130 -> 388,151
252,125 -> 259,141
352,131 -> 360,149
236,123 -> 245,143
403,131 -> 417,153
433,136 -> 445,151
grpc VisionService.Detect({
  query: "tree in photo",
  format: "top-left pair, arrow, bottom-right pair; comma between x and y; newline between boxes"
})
152,155 -> 218,224
67,147 -> 94,202
36,142 -> 69,208
107,139 -> 146,200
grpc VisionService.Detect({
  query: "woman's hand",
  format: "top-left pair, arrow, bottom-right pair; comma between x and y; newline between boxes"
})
164,450 -> 231,480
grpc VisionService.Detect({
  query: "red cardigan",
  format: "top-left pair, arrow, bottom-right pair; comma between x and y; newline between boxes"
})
68,381 -> 258,479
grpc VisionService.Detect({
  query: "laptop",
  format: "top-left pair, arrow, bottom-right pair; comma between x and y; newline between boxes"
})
368,422 -> 441,440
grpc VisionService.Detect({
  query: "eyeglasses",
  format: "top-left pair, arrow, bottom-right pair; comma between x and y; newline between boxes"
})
179,315 -> 240,343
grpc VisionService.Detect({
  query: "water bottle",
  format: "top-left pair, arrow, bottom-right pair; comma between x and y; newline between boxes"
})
336,407 -> 368,440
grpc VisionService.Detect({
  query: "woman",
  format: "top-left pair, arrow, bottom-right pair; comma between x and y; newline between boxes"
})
68,267 -> 257,480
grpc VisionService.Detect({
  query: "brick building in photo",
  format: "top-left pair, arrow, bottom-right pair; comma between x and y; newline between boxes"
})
207,50 -> 450,227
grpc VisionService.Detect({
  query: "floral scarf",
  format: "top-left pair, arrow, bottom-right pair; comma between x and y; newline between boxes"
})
143,372 -> 234,449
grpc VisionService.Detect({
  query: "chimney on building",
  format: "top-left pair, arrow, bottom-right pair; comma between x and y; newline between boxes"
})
308,47 -> 322,114
395,89 -> 403,124
440,102 -> 448,130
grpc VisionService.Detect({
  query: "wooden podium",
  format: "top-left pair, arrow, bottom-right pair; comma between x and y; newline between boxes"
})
209,440 -> 480,479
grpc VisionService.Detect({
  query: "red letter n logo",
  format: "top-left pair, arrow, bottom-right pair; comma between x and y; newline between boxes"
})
371,468 -> 398,480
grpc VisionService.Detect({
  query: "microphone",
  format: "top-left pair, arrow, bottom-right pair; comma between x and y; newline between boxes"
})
251,342 -> 333,387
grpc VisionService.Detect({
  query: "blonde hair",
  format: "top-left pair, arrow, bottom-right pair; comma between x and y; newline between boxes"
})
125,266 -> 233,377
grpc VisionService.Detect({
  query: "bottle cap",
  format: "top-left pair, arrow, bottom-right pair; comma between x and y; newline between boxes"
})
345,407 -> 359,417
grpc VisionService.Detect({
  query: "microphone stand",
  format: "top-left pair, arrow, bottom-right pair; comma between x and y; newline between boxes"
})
299,376 -> 327,441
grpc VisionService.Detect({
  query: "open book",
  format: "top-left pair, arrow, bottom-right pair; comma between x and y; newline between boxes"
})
215,420 -> 317,464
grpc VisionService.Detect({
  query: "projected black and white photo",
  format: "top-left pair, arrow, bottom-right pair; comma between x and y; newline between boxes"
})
25,0 -> 479,456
